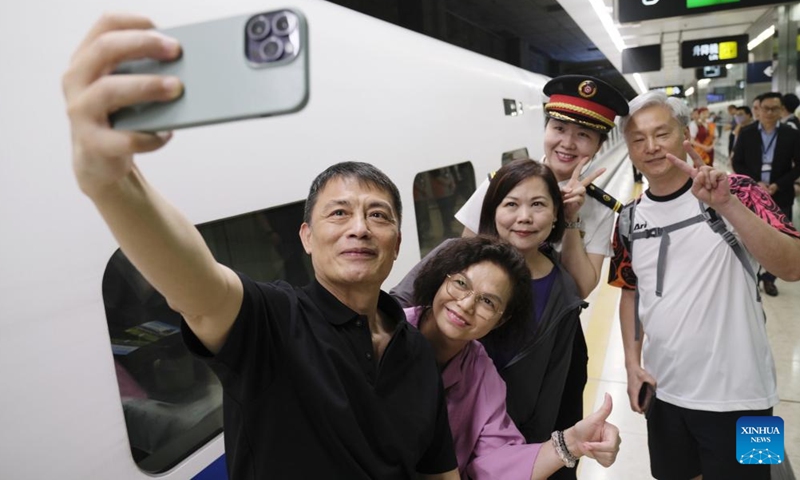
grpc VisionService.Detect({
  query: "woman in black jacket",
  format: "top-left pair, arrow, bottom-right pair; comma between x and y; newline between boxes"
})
475,160 -> 586,461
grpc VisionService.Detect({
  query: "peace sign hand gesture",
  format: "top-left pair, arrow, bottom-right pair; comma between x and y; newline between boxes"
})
666,141 -> 733,210
561,157 -> 606,222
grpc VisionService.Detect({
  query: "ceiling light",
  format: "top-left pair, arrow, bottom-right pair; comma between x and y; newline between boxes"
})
726,64 -> 733,69
697,79 -> 711,88
633,73 -> 648,94
588,0 -> 626,52
685,86 -> 695,97
748,25 -> 775,51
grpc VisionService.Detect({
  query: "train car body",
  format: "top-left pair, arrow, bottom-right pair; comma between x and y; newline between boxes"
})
0,1 -> 553,478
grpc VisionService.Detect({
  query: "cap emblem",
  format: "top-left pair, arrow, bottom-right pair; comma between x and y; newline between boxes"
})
578,80 -> 597,99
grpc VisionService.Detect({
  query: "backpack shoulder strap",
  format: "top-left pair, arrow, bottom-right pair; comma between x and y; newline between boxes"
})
617,199 -> 637,251
700,201 -> 761,302
617,200 -> 645,341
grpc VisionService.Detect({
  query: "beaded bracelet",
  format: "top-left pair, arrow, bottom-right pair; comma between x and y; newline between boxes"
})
551,430 -> 578,468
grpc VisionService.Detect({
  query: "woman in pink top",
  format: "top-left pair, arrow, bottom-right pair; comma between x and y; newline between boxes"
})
402,236 -> 620,479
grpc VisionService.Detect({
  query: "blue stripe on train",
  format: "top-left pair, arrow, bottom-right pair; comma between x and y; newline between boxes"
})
192,454 -> 227,480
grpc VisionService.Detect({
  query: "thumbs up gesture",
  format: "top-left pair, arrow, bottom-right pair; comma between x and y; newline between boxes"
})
564,393 -> 621,468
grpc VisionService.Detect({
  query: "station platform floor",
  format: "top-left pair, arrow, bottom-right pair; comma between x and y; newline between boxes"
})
576,143 -> 799,479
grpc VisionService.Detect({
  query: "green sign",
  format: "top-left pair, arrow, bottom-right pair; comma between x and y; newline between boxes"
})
687,0 -> 739,8
618,0 -> 785,24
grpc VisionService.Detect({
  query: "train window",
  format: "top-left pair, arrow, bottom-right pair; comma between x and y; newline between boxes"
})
413,162 -> 476,257
501,147 -> 529,165
102,200 -> 312,474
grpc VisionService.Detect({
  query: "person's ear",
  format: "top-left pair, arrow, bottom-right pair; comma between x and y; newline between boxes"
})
299,222 -> 313,255
394,231 -> 402,260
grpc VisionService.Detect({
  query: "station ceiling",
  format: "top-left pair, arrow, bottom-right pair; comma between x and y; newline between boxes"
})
562,0 -> 777,95
327,0 -> 780,99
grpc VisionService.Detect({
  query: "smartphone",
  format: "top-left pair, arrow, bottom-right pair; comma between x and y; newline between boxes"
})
638,381 -> 656,418
112,9 -> 309,132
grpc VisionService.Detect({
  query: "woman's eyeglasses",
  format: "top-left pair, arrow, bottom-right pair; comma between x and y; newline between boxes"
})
445,273 -> 504,320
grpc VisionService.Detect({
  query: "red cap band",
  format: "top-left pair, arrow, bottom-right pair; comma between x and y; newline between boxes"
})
548,94 -> 617,123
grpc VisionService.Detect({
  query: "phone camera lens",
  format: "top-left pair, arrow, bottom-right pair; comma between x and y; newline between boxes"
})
246,15 -> 271,40
271,12 -> 297,36
259,37 -> 284,62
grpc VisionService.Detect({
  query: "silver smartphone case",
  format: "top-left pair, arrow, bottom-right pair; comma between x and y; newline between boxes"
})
112,10 -> 309,132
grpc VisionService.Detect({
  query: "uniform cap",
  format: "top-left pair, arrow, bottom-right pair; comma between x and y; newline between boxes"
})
543,75 -> 629,133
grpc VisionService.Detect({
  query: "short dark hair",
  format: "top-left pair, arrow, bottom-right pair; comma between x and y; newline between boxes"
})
477,159 -> 565,245
782,93 -> 800,113
760,92 -> 782,103
303,162 -> 402,227
736,106 -> 752,117
412,236 -> 532,344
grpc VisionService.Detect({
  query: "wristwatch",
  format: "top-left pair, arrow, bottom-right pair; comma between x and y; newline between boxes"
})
565,218 -> 584,230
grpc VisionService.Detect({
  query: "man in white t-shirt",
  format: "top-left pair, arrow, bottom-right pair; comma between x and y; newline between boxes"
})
609,91 -> 800,480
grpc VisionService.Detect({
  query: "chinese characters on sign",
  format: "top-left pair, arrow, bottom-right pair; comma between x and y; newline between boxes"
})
681,35 -> 748,68
691,41 -> 738,62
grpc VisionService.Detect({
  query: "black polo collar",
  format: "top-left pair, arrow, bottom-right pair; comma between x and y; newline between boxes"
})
303,279 -> 406,328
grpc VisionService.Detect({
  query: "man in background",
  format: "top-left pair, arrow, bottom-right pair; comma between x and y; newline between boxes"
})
729,105 -> 754,163
781,93 -> 800,130
733,91 -> 800,296
726,104 -> 737,157
752,94 -> 763,123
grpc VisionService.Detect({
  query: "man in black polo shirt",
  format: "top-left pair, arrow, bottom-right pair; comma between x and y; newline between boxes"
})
62,14 -> 458,480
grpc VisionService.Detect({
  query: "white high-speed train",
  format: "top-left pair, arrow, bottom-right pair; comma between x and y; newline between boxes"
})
0,1 -> 624,478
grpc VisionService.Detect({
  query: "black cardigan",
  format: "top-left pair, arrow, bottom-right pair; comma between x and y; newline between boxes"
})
485,255 -> 585,443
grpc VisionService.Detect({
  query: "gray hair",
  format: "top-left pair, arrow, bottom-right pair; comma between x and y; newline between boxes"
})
621,91 -> 690,134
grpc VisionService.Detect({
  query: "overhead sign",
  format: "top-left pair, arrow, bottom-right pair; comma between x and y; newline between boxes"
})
695,66 -> 727,79
681,35 -> 748,68
651,85 -> 685,97
616,0 -> 787,24
747,60 -> 774,83
622,45 -> 662,74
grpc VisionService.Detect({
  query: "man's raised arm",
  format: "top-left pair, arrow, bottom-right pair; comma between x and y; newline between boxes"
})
666,142 -> 800,281
63,13 -> 242,353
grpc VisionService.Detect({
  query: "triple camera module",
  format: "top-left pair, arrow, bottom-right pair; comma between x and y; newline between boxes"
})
245,10 -> 301,65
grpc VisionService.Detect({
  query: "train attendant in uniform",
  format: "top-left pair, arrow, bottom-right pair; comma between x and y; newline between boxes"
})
62,14 -> 459,480
401,236 -> 621,479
